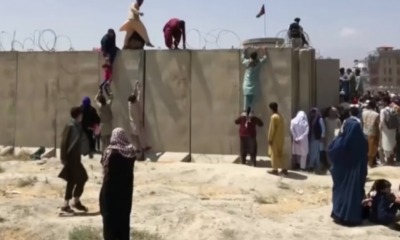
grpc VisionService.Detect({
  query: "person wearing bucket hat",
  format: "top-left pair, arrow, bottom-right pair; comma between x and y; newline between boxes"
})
119,0 -> 154,49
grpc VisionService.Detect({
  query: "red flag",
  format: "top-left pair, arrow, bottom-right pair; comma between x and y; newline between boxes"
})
256,4 -> 265,18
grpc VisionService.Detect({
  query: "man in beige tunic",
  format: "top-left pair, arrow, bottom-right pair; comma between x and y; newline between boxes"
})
128,81 -> 150,160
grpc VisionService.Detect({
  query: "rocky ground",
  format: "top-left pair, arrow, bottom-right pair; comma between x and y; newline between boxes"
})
0,154 -> 400,240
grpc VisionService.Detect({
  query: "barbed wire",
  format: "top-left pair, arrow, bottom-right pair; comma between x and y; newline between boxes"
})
0,29 -> 74,51
275,29 -> 313,48
186,28 -> 242,49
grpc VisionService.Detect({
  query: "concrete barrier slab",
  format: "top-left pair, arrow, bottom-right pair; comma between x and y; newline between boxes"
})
0,52 -> 17,146
56,52 -> 101,147
144,50 -> 190,152
190,50 -> 240,155
316,59 -> 340,109
190,154 -> 239,164
239,48 -> 294,169
298,49 -> 315,111
145,151 -> 190,163
110,50 -> 144,134
15,53 -> 57,148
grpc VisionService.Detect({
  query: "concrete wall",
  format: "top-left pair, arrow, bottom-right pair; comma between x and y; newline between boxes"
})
191,50 -> 240,154
298,49 -> 316,111
144,51 -> 191,152
111,50 -> 144,139
0,49 -> 334,160
239,48 -> 296,163
315,59 -> 340,109
0,52 -> 17,146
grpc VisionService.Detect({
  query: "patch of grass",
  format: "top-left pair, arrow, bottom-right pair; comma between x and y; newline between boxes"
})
68,226 -> 163,240
17,177 -> 38,188
69,226 -> 101,240
221,229 -> 237,239
253,194 -> 278,204
0,165 -> 4,173
132,229 -> 164,240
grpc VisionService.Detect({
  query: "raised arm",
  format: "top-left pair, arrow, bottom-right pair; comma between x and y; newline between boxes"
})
135,81 -> 141,102
259,47 -> 268,63
106,92 -> 113,105
241,48 -> 250,65
95,91 -> 102,107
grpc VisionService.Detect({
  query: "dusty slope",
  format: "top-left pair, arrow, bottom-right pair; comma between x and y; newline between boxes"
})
0,157 -> 400,240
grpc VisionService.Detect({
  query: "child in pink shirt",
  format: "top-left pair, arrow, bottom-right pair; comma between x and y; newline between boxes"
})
100,57 -> 112,95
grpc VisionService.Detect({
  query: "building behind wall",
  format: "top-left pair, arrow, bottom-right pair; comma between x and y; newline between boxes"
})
367,46 -> 400,91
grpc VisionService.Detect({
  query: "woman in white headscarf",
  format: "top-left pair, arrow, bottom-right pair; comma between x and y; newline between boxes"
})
290,111 -> 309,170
100,128 -> 136,240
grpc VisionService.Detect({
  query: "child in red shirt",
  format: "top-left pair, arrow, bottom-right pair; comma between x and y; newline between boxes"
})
100,57 -> 112,96
234,107 -> 264,166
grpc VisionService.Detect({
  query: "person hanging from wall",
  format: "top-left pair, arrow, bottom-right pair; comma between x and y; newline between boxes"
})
288,18 -> 308,49
235,107 -> 264,167
128,81 -> 151,160
99,57 -> 112,96
241,47 -> 267,111
101,29 -> 119,65
119,0 -> 154,49
58,106 -> 90,213
163,18 -> 186,49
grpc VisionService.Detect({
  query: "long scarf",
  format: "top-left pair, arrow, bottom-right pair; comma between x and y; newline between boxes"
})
101,128 -> 136,177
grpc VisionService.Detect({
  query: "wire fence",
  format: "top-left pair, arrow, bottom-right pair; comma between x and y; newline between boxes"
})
0,29 -> 74,51
186,28 -> 242,49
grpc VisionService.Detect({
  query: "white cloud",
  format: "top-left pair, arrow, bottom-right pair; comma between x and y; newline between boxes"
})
339,27 -> 360,38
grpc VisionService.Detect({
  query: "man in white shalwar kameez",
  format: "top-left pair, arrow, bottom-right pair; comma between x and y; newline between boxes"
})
380,97 -> 396,165
290,111 -> 309,170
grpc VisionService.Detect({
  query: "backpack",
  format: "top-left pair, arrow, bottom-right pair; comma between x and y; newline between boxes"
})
385,109 -> 398,130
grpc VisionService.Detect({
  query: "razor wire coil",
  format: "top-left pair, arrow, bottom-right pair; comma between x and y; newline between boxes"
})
186,28 -> 242,49
0,29 -> 74,51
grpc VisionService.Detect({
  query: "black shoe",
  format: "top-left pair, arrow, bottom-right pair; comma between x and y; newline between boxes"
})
61,205 -> 74,213
72,201 -> 88,212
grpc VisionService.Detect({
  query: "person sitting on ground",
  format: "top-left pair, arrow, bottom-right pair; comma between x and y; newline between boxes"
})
58,106 -> 89,213
369,179 -> 400,226
163,18 -> 186,49
95,90 -> 113,152
234,107 -> 263,167
99,57 -> 112,96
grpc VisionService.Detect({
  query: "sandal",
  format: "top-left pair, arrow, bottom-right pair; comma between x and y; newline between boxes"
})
72,201 -> 88,212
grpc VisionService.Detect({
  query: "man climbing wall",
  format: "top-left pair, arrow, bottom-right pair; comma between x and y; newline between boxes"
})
163,18 -> 186,49
119,0 -> 154,49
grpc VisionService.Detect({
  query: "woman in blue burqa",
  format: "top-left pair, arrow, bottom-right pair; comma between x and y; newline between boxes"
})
328,118 -> 368,226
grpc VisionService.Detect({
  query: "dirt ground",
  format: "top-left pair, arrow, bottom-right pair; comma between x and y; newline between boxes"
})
1,155 -> 400,240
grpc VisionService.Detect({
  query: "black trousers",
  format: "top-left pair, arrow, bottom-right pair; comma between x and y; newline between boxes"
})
84,129 -> 96,152
240,136 -> 257,165
65,181 -> 85,200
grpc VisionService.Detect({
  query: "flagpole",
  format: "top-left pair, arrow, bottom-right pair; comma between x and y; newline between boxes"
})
263,8 -> 267,37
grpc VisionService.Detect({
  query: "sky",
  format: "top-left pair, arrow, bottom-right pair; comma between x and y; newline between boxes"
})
0,0 -> 399,67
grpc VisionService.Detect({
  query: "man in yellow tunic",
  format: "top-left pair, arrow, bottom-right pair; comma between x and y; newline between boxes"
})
267,102 -> 288,175
119,0 -> 154,49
